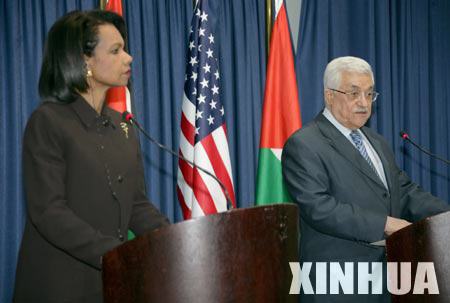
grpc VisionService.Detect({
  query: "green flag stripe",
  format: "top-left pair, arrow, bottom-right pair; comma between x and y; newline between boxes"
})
255,148 -> 293,205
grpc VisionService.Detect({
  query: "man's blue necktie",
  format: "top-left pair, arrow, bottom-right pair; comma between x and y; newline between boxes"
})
350,130 -> 381,179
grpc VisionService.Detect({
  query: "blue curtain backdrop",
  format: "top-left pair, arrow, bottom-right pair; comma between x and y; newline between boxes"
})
0,0 -> 265,301
2,0 -> 450,301
296,0 -> 450,201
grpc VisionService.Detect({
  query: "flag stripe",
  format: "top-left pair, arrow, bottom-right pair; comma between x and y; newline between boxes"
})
176,186 -> 192,219
179,134 -> 194,163
177,167 -> 193,212
202,129 -> 236,206
177,166 -> 206,218
259,4 -> 301,148
178,155 -> 218,215
211,127 -> 234,186
193,143 -> 227,212
181,112 -> 195,146
182,93 -> 196,125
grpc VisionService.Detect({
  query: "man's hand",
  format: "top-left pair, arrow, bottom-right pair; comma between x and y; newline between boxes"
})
384,216 -> 412,236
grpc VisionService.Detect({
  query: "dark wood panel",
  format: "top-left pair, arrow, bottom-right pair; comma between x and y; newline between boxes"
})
386,211 -> 450,303
103,204 -> 299,303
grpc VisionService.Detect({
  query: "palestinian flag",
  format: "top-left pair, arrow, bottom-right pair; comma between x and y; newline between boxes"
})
255,0 -> 301,205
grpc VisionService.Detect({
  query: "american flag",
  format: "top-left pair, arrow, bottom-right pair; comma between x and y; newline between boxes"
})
177,0 -> 236,219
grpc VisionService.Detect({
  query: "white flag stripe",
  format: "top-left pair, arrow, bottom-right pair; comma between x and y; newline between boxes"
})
176,168 -> 192,211
270,148 -> 283,162
274,0 -> 283,17
179,131 -> 195,163
211,127 -> 234,186
191,199 -> 206,217
182,93 -> 196,125
125,87 -> 132,113
195,143 -> 227,212
177,167 -> 207,217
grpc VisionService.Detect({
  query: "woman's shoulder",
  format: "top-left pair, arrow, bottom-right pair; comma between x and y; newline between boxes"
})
35,99 -> 72,114
24,101 -> 76,139
29,100 -> 75,122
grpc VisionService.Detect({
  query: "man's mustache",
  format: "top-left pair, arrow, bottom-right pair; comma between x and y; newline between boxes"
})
354,108 -> 369,114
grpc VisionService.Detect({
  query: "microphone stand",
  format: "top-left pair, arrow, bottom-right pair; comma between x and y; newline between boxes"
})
400,131 -> 450,165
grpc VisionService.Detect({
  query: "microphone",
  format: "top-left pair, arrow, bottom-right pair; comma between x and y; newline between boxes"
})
399,131 -> 450,165
122,111 -> 234,211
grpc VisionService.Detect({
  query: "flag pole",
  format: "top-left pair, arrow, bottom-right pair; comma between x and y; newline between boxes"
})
265,0 -> 273,61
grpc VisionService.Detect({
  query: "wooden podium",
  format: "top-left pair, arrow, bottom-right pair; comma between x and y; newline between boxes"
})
102,204 -> 299,302
386,211 -> 450,303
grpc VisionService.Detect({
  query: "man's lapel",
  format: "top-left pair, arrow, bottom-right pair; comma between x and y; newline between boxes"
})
314,113 -> 387,190
360,128 -> 393,192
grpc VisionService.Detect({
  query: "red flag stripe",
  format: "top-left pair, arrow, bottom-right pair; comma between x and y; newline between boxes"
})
178,154 -> 218,215
190,140 -> 228,212
259,4 -> 301,148
177,166 -> 206,217
105,0 -> 123,14
180,112 -> 195,146
211,126 -> 234,192
176,186 -> 192,219
201,130 -> 236,207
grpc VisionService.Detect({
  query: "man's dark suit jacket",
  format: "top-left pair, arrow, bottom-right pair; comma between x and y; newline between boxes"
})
282,112 -> 449,303
14,97 -> 169,303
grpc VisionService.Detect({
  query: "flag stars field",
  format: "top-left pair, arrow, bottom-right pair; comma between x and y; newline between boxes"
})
203,63 -> 211,73
190,71 -> 198,81
200,11 -> 208,22
211,84 -> 219,95
189,56 -> 198,66
200,78 -> 209,88
197,94 -> 206,104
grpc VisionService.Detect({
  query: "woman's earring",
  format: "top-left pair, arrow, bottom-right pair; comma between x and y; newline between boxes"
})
86,69 -> 93,77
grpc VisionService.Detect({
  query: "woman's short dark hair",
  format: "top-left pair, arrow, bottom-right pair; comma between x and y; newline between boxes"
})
39,10 -> 127,103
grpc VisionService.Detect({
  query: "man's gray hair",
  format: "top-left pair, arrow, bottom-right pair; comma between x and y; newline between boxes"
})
323,56 -> 374,90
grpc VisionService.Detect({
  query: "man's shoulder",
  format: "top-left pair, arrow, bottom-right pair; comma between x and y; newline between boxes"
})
289,121 -> 320,140
284,119 -> 326,153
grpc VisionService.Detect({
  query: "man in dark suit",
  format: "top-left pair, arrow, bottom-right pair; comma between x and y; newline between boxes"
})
281,56 -> 449,302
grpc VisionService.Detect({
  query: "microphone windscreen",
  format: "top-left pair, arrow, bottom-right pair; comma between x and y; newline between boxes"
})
399,131 -> 409,140
122,111 -> 133,122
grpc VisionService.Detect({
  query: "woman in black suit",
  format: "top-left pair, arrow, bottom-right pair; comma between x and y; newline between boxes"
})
14,10 -> 169,303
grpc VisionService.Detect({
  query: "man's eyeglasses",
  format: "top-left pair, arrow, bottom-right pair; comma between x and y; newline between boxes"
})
328,88 -> 379,102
